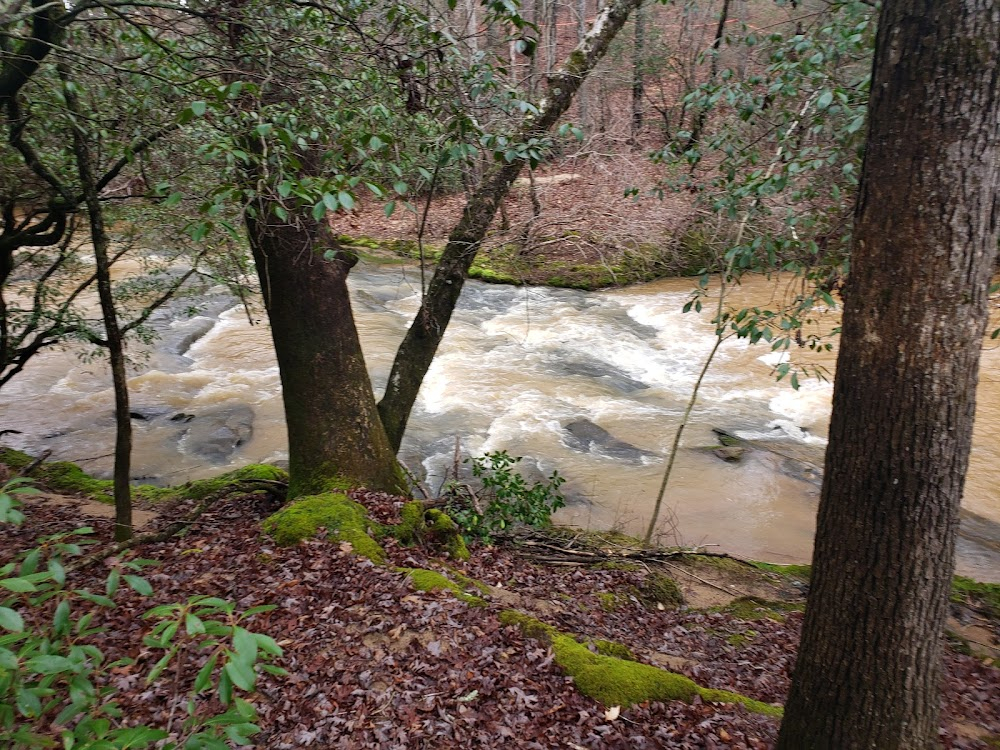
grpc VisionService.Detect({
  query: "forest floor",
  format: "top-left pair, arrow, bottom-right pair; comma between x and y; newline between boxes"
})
3,482 -> 1000,749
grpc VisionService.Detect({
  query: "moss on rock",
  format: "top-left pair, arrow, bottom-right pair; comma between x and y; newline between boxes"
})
594,639 -> 636,661
499,610 -> 781,716
181,464 -> 288,502
638,573 -> 684,608
262,492 -> 384,561
951,575 -> 1000,618
750,561 -> 812,582
0,449 -> 288,506
392,501 -> 470,561
712,596 -> 804,622
400,567 -> 487,606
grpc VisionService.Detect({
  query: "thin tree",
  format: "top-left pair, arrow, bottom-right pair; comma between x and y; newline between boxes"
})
777,1 -> 1000,747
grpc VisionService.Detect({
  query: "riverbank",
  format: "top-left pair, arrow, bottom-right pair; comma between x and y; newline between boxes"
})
2,455 -> 999,748
336,232 -> 711,291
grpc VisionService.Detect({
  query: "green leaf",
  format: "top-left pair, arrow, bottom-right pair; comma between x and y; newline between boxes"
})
186,613 -> 206,636
322,193 -> 339,212
26,654 -> 75,674
0,577 -> 36,593
163,192 -> 184,208
52,599 -> 70,635
0,606 -> 24,632
124,575 -> 153,597
312,202 -> 327,221
190,101 -> 207,117
16,687 -> 42,717
224,657 -> 256,692
232,627 -> 257,662
253,632 -> 281,656
193,654 -> 218,694
384,201 -> 396,217
338,191 -> 355,211
107,568 -> 121,597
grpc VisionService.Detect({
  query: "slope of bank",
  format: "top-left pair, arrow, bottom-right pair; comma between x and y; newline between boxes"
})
2,455 -> 999,748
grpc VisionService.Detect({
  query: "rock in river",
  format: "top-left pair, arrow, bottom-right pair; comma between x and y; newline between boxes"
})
563,419 -> 658,463
179,405 -> 254,463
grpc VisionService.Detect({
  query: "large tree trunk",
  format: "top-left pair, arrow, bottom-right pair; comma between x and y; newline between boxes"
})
378,0 -> 643,452
776,2 -> 1000,749
247,208 -> 405,497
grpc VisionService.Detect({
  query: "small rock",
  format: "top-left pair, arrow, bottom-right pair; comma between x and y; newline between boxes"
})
713,446 -> 746,462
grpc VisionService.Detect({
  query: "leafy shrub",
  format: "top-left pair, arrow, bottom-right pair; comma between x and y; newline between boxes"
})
446,451 -> 566,541
0,478 -> 284,749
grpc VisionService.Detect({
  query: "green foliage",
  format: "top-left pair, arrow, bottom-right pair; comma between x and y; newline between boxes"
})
654,2 -> 878,386
445,451 -> 566,541
0,479 -> 283,748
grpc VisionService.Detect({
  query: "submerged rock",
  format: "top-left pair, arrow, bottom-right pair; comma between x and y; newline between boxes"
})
180,404 -> 254,463
563,419 -> 658,463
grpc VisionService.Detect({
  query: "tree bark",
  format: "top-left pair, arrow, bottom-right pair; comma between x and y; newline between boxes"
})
65,69 -> 133,542
246,207 -> 405,497
777,2 -> 1000,748
631,0 -> 645,138
378,0 -> 643,452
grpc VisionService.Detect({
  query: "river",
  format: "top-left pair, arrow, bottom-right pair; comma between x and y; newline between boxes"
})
2,262 -> 999,580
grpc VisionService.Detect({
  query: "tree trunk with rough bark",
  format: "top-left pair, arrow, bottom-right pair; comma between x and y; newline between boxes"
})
777,2 -> 1000,748
378,0 -> 644,452
246,208 -> 405,498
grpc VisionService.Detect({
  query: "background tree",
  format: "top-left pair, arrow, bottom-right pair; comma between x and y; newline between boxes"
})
777,1 -> 1000,747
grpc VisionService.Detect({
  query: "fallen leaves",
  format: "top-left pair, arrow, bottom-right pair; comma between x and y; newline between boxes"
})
2,489 -> 998,749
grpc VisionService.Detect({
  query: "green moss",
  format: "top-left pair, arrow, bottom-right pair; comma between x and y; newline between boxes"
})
392,502 -> 469,561
395,501 -> 426,544
751,561 -> 813,582
593,639 -> 635,661
726,629 -> 758,648
400,567 -> 486,606
951,575 -> 1000,618
500,611 -> 781,716
945,629 -> 974,657
336,234 -> 382,249
592,561 -> 643,572
598,592 -> 627,612
638,573 -> 684,608
983,735 -> 1000,749
0,449 -> 287,506
712,596 -> 804,622
445,568 -> 492,596
180,464 -> 289,502
262,492 -> 384,561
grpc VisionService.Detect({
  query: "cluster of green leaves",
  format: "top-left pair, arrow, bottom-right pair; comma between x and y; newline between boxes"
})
654,2 -> 876,386
446,451 -> 566,541
0,479 -> 284,749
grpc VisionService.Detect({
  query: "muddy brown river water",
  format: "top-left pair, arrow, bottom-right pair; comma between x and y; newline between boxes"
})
2,265 -> 999,580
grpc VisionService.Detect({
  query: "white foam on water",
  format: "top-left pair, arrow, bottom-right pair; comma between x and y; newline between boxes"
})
768,379 -> 832,435
757,350 -> 790,367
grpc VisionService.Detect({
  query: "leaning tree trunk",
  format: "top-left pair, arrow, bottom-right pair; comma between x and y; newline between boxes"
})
777,2 -> 1000,749
246,208 -> 405,497
378,0 -> 644,452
